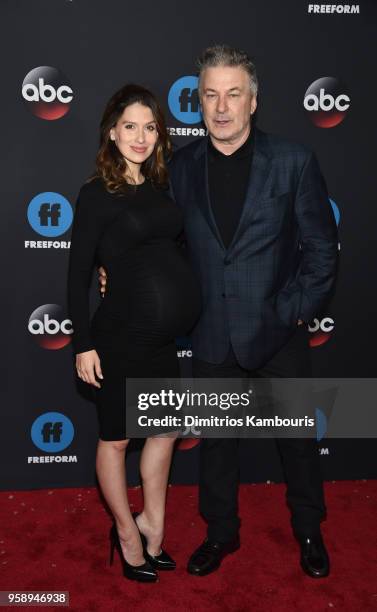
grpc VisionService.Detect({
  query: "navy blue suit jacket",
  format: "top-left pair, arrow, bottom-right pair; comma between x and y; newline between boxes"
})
169,127 -> 338,369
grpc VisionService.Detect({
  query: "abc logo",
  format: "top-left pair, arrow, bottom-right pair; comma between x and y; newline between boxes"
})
28,304 -> 73,350
22,66 -> 73,120
27,192 -> 73,237
168,76 -> 202,124
177,439 -> 200,450
31,412 -> 74,452
308,317 -> 335,347
304,77 -> 350,128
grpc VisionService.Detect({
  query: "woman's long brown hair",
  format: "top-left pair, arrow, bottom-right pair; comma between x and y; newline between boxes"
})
93,84 -> 172,192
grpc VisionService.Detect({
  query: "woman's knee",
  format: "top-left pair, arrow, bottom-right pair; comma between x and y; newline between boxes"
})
146,435 -> 177,448
99,438 -> 130,452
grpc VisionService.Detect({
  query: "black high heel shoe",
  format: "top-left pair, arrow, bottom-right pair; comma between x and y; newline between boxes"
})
109,523 -> 158,582
132,512 -> 176,571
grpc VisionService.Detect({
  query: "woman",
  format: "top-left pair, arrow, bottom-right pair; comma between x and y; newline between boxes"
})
67,84 -> 201,582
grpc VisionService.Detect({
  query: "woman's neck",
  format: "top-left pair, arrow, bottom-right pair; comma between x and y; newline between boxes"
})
125,160 -> 144,185
125,174 -> 144,185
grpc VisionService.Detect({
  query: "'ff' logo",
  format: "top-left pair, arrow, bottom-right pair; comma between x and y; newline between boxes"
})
168,76 -> 202,124
179,87 -> 199,113
38,203 -> 61,226
31,412 -> 74,452
27,192 -> 73,237
41,421 -> 63,443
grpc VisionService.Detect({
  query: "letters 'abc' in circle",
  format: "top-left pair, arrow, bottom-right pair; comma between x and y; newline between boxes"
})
168,76 -> 202,124
28,304 -> 73,350
304,77 -> 350,128
31,412 -> 74,452
27,192 -> 73,237
309,317 -> 335,347
22,66 -> 73,120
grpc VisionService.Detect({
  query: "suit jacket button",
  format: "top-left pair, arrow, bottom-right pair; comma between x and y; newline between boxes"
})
222,293 -> 226,298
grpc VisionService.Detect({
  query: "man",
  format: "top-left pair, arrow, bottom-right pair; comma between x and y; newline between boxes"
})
101,45 -> 338,578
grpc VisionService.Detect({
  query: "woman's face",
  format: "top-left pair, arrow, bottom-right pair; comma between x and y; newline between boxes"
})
110,102 -> 158,166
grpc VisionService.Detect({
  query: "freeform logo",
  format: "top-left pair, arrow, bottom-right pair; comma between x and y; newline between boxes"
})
329,198 -> 341,251
28,304 -> 73,350
316,408 -> 327,441
309,317 -> 335,347
314,386 -> 338,442
25,240 -> 71,249
31,412 -> 74,452
304,77 -> 350,128
22,66 -> 73,120
27,192 -> 73,238
168,126 -> 206,137
176,336 -> 193,358
329,198 -> 340,227
168,76 -> 202,125
308,4 -> 360,14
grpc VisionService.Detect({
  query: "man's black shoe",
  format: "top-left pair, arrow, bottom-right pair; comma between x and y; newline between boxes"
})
187,537 -> 240,576
296,533 -> 330,578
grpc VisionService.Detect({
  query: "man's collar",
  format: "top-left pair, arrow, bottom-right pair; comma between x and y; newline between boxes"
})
193,125 -> 268,161
208,123 -> 254,160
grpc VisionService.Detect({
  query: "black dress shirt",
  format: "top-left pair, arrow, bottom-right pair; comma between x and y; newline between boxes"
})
207,127 -> 254,249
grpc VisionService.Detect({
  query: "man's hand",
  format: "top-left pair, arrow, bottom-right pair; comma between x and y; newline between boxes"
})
76,349 -> 103,388
98,266 -> 107,297
297,319 -> 304,326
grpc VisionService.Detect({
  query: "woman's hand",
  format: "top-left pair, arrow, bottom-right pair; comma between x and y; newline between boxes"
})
76,350 -> 103,388
98,265 -> 107,297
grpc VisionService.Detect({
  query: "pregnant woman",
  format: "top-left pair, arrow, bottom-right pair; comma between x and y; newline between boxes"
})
67,84 -> 201,582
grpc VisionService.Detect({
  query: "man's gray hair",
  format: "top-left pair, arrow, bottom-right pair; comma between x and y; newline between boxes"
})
197,44 -> 258,97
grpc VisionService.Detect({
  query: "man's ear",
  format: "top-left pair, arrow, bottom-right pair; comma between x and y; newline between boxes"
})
250,96 -> 257,116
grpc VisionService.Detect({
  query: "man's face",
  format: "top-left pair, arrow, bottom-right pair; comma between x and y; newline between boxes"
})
199,65 -> 257,145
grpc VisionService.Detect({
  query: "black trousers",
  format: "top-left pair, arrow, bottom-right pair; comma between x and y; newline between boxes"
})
192,326 -> 326,542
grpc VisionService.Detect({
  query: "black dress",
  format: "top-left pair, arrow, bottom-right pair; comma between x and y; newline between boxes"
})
67,177 -> 201,440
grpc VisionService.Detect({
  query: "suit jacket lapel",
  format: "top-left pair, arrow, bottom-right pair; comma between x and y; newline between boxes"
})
191,128 -> 272,253
193,138 -> 226,251
227,128 -> 272,254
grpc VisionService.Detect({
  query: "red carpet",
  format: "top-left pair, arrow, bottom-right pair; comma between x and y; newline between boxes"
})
0,481 -> 376,611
